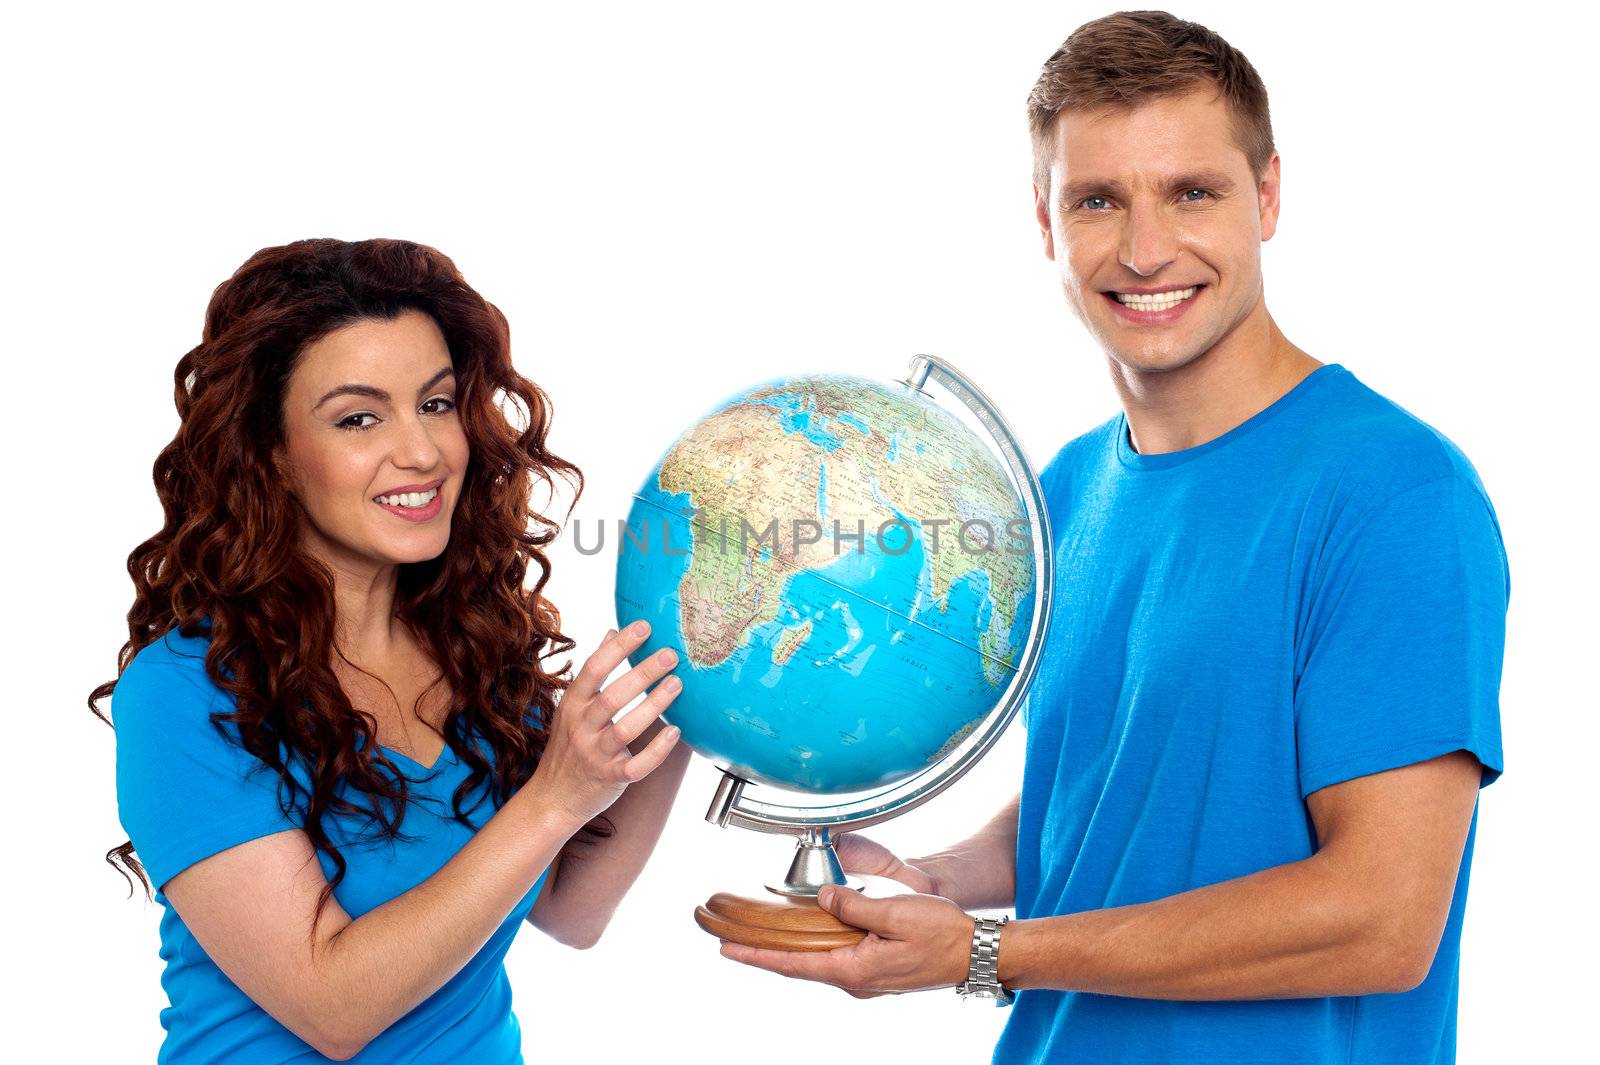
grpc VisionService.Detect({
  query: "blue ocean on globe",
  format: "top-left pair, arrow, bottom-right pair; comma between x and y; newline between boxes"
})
614,374 -> 1036,795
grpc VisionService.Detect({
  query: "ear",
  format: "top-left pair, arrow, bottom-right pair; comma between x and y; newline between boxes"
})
1033,178 -> 1057,260
270,446 -> 297,493
1258,152 -> 1282,242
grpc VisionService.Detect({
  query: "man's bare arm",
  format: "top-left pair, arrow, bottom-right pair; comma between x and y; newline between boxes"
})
998,750 -> 1483,998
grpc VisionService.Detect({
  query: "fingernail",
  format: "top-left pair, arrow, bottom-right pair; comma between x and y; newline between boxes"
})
631,620 -> 650,637
818,886 -> 835,907
663,676 -> 682,692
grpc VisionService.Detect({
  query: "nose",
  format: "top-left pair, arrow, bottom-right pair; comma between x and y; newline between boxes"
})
392,409 -> 445,473
1118,203 -> 1179,278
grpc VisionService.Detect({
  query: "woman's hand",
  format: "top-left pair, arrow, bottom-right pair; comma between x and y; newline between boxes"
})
530,620 -> 683,832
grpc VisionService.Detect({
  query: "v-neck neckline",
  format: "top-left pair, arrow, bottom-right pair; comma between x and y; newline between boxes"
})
370,736 -> 456,775
384,745 -> 447,773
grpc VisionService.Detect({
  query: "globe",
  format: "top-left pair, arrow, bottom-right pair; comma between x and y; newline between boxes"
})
615,372 -> 1037,796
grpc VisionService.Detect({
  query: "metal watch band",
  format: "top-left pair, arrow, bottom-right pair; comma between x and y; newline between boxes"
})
957,915 -> 1015,1005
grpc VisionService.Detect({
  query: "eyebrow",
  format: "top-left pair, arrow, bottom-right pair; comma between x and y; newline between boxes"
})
314,366 -> 455,411
1059,170 -> 1237,207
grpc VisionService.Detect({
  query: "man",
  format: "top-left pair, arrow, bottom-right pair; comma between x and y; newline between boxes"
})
718,10 -> 1509,1064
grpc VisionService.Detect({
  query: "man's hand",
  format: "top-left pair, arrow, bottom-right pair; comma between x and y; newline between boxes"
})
719,887 -> 974,999
830,794 -> 1022,911
833,833 -> 941,896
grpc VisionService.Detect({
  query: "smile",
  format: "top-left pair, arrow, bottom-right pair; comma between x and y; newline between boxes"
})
374,487 -> 438,508
1103,284 -> 1205,323
1112,286 -> 1199,311
373,483 -> 444,523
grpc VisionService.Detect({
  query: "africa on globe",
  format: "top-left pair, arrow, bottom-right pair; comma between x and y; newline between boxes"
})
614,373 -> 1036,796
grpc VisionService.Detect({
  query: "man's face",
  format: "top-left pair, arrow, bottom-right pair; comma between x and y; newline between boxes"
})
1034,86 -> 1280,374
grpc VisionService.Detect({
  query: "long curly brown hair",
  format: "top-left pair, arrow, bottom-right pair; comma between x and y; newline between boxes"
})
90,237 -> 585,934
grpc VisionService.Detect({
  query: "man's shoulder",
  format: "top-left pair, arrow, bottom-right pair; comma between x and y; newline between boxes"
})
1303,364 -> 1495,513
1037,413 -> 1121,494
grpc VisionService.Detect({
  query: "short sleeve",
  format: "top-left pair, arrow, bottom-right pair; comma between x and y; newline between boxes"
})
1294,474 -> 1509,798
113,659 -> 301,893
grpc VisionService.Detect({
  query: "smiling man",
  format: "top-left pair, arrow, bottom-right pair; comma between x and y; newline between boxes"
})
719,11 -> 1510,1065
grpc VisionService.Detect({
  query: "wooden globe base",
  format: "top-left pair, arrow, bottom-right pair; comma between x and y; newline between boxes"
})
694,891 -> 867,952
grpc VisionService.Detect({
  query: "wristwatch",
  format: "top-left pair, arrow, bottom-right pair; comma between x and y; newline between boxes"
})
956,915 -> 1015,1006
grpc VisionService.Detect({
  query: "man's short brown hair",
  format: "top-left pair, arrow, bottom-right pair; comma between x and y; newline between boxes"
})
1027,10 -> 1275,191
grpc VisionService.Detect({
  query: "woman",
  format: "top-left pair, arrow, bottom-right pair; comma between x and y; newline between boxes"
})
89,237 -> 689,1062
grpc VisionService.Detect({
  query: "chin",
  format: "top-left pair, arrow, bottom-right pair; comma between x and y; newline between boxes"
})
1099,340 -> 1205,375
359,528 -> 450,567
391,538 -> 451,565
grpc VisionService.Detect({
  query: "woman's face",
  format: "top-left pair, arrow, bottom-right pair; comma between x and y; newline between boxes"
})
275,308 -> 469,579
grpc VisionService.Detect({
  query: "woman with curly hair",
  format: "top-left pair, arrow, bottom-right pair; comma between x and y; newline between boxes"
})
90,237 -> 689,1062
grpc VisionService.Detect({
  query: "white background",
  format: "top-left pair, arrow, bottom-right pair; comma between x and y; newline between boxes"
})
6,1 -> 1594,1061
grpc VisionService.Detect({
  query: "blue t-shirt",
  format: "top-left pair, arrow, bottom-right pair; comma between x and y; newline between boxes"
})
996,363 -> 1508,1065
113,625 -> 550,1063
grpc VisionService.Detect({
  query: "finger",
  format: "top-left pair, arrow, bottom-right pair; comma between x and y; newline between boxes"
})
816,885 -> 897,933
718,941 -> 858,985
611,673 -> 683,748
620,722 -> 682,781
570,621 -> 650,699
833,833 -> 896,876
567,627 -> 619,698
834,835 -> 935,893
593,646 -> 679,723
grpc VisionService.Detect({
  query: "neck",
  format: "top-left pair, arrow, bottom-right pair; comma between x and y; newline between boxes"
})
335,574 -> 406,663
302,537 -> 406,663
1109,298 -> 1321,456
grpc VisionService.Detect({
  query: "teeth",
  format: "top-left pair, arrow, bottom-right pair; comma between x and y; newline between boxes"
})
1115,286 -> 1198,312
375,487 -> 438,508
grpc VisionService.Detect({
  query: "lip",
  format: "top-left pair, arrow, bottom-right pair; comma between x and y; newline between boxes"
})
372,477 -> 444,500
1103,284 -> 1204,325
1106,284 -> 1206,295
374,487 -> 444,523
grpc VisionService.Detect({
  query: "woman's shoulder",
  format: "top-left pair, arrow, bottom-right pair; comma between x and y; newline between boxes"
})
111,622 -> 306,893
113,622 -> 225,731
132,622 -> 212,669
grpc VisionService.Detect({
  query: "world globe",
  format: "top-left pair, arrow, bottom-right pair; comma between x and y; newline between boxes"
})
614,372 -> 1037,797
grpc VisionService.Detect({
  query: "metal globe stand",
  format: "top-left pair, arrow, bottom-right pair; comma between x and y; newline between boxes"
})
697,354 -> 1055,921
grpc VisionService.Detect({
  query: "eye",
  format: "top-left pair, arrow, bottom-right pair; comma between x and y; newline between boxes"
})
1078,195 -> 1111,211
1181,188 -> 1212,203
337,397 -> 453,432
338,412 -> 379,432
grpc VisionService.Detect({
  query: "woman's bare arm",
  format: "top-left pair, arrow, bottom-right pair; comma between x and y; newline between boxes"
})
161,622 -> 681,1059
164,776 -> 581,1058
528,716 -> 693,947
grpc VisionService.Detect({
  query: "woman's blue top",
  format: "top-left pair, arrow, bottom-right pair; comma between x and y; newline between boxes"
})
113,625 -> 549,1063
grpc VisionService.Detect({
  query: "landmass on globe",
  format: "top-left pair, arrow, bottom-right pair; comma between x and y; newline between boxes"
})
614,373 -> 1037,794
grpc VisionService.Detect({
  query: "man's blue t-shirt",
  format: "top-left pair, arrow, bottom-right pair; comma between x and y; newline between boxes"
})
113,625 -> 550,1063
996,363 -> 1508,1065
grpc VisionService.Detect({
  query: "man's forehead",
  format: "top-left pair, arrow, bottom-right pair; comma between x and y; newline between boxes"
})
1049,87 -> 1234,150
1046,96 -> 1249,189
1051,160 -> 1240,192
